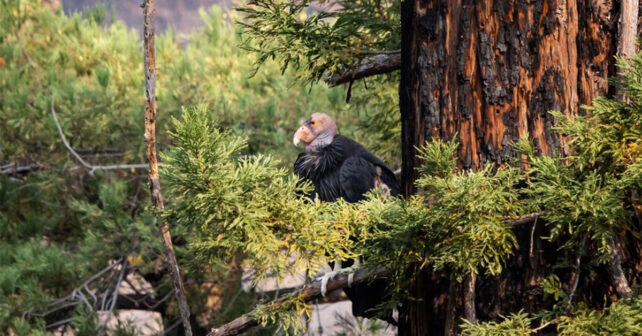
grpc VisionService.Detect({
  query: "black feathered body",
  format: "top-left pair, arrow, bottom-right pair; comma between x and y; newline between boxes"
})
293,134 -> 398,322
294,135 -> 399,202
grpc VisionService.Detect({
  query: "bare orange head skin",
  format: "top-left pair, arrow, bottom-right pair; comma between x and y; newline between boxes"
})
293,113 -> 337,151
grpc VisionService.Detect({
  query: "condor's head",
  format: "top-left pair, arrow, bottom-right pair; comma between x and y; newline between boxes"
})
293,113 -> 337,152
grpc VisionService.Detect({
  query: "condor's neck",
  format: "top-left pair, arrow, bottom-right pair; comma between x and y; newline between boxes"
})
306,132 -> 334,152
298,136 -> 346,178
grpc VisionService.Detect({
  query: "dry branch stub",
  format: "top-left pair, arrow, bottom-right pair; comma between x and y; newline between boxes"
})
142,0 -> 193,335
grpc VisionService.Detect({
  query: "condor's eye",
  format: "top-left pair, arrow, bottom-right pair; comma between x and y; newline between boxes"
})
310,120 -> 316,126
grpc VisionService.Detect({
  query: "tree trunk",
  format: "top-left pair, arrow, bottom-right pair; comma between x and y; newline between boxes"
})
399,0 -> 634,334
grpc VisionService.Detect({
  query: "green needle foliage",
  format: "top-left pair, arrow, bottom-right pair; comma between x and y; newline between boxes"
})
162,111 -> 524,328
238,0 -> 400,83
162,107 -> 357,283
516,55 -> 642,260
460,311 -> 535,336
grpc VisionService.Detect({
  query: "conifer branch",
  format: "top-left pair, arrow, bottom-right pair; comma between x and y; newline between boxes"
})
142,1 -> 193,335
206,212 -> 545,336
207,267 -> 387,336
325,51 -> 401,87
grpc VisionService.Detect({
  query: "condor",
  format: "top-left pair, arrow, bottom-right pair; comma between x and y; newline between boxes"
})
293,113 -> 399,202
293,112 -> 399,322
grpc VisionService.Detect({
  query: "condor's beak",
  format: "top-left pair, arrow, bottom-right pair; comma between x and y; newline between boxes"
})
293,126 -> 311,147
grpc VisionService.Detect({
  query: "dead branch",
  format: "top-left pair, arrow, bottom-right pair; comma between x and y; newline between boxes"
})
207,267 -> 387,336
604,2 -> 639,301
509,212 -> 547,226
31,258 -> 127,330
0,163 -> 40,175
142,0 -> 192,335
97,259 -> 129,336
325,51 -> 401,87
50,100 -> 149,174
617,0 -> 639,59
463,274 -> 476,324
605,236 -> 633,301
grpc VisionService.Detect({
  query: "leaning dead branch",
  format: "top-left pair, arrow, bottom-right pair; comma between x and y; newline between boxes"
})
325,51 -> 401,87
50,100 -> 149,174
142,0 -> 193,335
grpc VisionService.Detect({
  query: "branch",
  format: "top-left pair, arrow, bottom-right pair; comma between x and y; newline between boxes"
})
0,163 -> 40,175
142,1 -> 193,335
463,274 -> 476,324
617,0 -> 639,59
605,236 -> 633,302
207,267 -> 387,336
566,235 -> 587,308
325,51 -> 401,87
508,211 -> 547,226
50,100 -> 150,174
206,212 -> 545,336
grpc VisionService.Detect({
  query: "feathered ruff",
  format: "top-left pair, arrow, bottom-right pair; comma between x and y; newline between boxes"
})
294,135 -> 399,202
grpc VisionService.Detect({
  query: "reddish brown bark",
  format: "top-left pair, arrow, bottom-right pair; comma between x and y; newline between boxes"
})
399,0 -> 637,335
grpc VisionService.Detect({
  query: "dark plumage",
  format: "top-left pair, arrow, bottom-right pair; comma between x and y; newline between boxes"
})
294,135 -> 399,202
292,113 -> 399,323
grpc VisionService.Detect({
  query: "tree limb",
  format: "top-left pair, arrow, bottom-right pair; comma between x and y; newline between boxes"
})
325,51 -> 401,87
50,100 -> 150,174
617,0 -> 639,59
463,274 -> 476,324
604,1 -> 638,301
605,236 -> 633,302
205,212 -> 546,336
142,1 -> 193,335
509,211 -> 547,226
0,163 -> 40,175
207,267 -> 387,336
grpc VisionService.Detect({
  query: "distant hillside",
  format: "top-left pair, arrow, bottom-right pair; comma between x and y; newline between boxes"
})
61,0 -> 233,34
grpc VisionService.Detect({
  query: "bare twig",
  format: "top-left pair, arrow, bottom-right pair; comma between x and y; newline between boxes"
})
325,51 -> 401,87
97,259 -> 129,336
142,1 -> 192,335
50,100 -> 149,174
530,318 -> 559,333
207,267 -> 387,336
34,258 -> 128,331
0,163 -> 40,175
